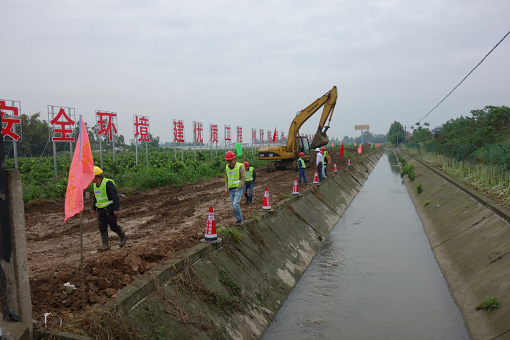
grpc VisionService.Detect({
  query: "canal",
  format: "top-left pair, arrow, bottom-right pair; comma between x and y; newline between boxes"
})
262,151 -> 469,339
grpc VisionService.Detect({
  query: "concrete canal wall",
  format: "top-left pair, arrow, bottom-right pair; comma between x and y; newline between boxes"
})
116,152 -> 383,340
398,150 -> 510,340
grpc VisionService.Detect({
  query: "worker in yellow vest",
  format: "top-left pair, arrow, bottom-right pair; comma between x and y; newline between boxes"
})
225,151 -> 246,225
91,166 -> 127,250
243,161 -> 256,204
297,152 -> 307,185
321,147 -> 331,178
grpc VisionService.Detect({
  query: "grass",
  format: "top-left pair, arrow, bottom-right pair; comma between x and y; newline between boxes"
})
401,164 -> 415,181
476,297 -> 501,311
407,147 -> 510,206
424,201 -> 431,206
417,184 -> 423,194
218,228 -> 242,243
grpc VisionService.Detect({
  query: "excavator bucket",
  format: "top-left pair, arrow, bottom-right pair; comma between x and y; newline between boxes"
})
310,131 -> 329,149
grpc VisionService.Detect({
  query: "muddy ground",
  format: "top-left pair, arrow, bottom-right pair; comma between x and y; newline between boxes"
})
24,147 -> 375,323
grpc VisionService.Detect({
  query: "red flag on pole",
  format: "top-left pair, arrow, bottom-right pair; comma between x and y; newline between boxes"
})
272,127 -> 277,143
64,117 -> 94,222
340,141 -> 344,158
357,144 -> 362,154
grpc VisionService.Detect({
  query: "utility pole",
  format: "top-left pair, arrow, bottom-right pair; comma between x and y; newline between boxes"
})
0,114 -> 13,319
405,125 -> 407,148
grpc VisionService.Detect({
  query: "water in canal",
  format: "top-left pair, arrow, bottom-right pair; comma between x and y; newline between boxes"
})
262,152 -> 469,340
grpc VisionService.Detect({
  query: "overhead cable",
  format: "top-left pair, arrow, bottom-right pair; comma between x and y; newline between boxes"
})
414,29 -> 510,125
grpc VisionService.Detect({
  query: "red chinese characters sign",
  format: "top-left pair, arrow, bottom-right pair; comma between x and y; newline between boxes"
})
259,129 -> 264,143
267,130 -> 271,143
134,115 -> 150,142
224,125 -> 231,142
210,124 -> 218,143
173,119 -> 185,143
96,110 -> 118,141
236,126 -> 242,143
1,100 -> 21,141
49,106 -> 76,142
193,121 -> 203,143
252,128 -> 256,143
281,131 -> 285,142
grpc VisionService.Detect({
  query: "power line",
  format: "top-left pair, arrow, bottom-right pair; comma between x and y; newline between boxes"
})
414,29 -> 510,126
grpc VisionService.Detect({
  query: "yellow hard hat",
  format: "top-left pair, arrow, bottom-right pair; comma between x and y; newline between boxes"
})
93,166 -> 103,176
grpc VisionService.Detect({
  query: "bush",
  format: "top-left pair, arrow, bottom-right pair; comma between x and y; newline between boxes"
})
417,184 -> 423,194
400,164 -> 415,181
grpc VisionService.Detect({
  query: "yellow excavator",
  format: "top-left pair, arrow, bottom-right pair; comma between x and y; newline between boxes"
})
258,86 -> 338,169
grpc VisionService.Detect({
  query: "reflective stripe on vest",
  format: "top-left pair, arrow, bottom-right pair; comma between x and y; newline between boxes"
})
93,178 -> 115,208
226,163 -> 243,189
246,167 -> 254,182
297,158 -> 306,169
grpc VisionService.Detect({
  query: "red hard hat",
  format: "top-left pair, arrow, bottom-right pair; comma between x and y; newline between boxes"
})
321,147 -> 325,151
225,151 -> 235,161
243,161 -> 249,169
299,152 -> 305,157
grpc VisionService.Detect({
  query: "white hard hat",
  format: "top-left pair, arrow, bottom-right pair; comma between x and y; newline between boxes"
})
315,148 -> 320,152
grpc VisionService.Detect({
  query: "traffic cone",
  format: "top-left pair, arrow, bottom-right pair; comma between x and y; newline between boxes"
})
201,207 -> 221,243
260,188 -> 274,212
312,171 -> 319,184
348,159 -> 351,166
292,178 -> 300,196
333,163 -> 338,173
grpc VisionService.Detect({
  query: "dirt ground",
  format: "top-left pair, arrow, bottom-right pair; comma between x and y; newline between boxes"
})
24,147 -> 374,323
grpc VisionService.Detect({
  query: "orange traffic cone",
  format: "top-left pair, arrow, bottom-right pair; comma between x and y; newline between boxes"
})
260,188 -> 274,212
292,178 -> 300,196
201,207 -> 221,243
333,163 -> 338,173
348,159 -> 351,166
313,171 -> 319,184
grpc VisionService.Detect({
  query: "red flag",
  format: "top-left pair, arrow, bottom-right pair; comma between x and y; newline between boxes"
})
357,144 -> 362,154
64,117 -> 95,222
340,141 -> 344,158
272,127 -> 277,143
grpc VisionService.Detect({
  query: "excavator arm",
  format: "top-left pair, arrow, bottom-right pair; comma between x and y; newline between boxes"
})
286,86 -> 338,152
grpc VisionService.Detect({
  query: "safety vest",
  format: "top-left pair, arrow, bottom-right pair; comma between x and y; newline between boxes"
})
246,167 -> 254,182
297,158 -> 306,169
324,151 -> 329,163
93,178 -> 116,208
226,163 -> 243,189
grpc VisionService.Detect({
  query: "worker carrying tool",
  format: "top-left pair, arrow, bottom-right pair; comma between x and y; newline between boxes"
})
321,147 -> 331,178
91,166 -> 127,251
225,151 -> 246,225
315,148 -> 324,182
297,152 -> 307,185
243,161 -> 256,204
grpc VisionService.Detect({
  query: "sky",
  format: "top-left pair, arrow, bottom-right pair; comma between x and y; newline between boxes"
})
1,0 -> 509,144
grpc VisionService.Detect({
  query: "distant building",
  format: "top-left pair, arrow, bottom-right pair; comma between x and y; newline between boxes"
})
432,126 -> 442,136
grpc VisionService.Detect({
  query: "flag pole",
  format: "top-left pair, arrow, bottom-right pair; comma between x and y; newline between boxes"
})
80,211 -> 84,309
78,116 -> 85,310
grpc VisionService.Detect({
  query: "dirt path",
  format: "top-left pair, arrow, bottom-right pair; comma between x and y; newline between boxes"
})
24,148 -> 371,321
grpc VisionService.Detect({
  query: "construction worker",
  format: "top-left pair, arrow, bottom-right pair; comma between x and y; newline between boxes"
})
297,152 -> 307,185
243,161 -> 256,204
315,148 -> 324,182
225,151 -> 245,225
91,166 -> 127,251
321,147 -> 331,178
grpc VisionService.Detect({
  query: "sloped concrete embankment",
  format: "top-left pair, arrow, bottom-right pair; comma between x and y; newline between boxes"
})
397,150 -> 510,340
118,152 -> 382,339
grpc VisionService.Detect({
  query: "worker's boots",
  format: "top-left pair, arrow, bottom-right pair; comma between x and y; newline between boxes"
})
100,230 -> 110,251
115,227 -> 127,247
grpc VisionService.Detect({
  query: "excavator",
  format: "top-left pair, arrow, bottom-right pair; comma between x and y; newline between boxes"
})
258,86 -> 338,169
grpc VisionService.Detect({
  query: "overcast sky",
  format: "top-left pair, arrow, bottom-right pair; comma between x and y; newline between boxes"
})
1,0 -> 509,143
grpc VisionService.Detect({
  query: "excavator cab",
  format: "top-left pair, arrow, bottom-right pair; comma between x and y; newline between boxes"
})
298,136 -> 310,155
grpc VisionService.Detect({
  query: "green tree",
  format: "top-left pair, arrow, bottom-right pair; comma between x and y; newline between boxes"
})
387,121 -> 405,146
